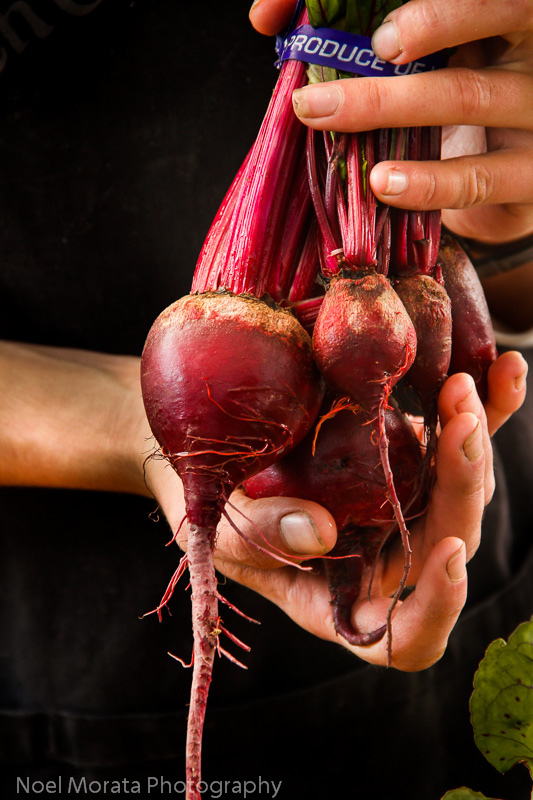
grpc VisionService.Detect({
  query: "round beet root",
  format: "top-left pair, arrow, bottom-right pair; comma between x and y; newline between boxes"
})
245,403 -> 422,647
244,403 -> 422,532
141,290 -> 324,525
438,234 -> 497,400
312,274 -> 417,413
394,274 -> 452,405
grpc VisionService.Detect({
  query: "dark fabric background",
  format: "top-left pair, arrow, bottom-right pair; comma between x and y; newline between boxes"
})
0,2 -> 532,798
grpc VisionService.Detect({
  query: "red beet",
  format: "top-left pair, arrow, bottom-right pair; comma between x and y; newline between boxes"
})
310,272 -> 417,652
394,273 -> 453,496
245,403 -> 422,646
438,233 -> 497,400
141,290 -> 323,797
312,274 -> 417,412
394,274 -> 452,408
245,404 -> 422,533
141,292 -> 322,495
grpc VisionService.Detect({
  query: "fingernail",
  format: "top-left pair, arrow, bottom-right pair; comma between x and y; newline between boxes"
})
516,367 -> 528,392
249,0 -> 262,12
446,543 -> 466,583
279,512 -> 326,555
292,85 -> 343,119
454,375 -> 478,413
371,20 -> 402,61
462,420 -> 483,462
381,168 -> 408,196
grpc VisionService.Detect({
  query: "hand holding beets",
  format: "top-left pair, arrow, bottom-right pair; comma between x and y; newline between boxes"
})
145,350 -> 527,670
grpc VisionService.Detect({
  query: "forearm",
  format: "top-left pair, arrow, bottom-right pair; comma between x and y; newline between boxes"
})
0,341 -> 151,495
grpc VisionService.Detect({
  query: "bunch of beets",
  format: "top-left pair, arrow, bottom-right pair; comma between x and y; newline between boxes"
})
139,2 -> 497,797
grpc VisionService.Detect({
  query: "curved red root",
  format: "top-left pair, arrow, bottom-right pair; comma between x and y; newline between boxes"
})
377,399 -> 412,665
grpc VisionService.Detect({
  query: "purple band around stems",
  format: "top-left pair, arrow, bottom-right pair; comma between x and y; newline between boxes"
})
276,24 -> 446,76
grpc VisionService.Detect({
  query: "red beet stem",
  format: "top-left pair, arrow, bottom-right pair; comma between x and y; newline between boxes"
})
391,126 -> 442,275
268,148 -> 314,301
324,131 -> 347,242
290,294 -> 325,333
214,59 -> 307,296
193,10 -> 325,304
306,127 -> 342,275
286,221 -> 321,303
191,152 -> 250,294
377,399 -> 412,663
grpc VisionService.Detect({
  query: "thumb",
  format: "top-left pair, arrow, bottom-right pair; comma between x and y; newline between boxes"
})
145,450 -> 337,569
214,490 -> 337,569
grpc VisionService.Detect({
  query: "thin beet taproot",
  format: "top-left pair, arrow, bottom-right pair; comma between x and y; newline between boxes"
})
141,291 -> 323,798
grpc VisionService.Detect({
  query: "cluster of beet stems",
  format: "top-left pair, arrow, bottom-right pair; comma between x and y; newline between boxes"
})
139,2 -> 497,798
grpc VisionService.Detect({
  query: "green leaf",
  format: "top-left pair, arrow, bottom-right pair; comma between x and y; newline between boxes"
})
307,63 -> 339,84
347,0 -> 402,35
306,0 -> 345,28
441,789 -> 501,800
306,0 -> 404,36
470,617 -> 533,776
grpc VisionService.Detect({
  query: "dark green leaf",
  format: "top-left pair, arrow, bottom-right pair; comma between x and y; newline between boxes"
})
470,617 -> 533,776
306,0 -> 403,36
347,0 -> 403,36
307,0 -> 345,28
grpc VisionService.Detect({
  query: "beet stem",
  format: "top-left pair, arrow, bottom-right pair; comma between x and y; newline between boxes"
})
377,400 -> 412,665
286,221 -> 321,303
271,150 -> 314,301
306,127 -> 341,274
191,154 -> 250,293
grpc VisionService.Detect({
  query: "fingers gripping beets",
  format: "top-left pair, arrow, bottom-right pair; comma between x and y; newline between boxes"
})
153,350 -> 528,671
251,0 -> 533,244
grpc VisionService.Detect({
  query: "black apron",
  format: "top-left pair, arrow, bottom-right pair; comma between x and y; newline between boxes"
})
1,2 -> 532,797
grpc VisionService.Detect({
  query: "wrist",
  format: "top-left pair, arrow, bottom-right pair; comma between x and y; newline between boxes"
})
119,358 -> 185,529
449,229 -> 533,278
106,353 -> 162,498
